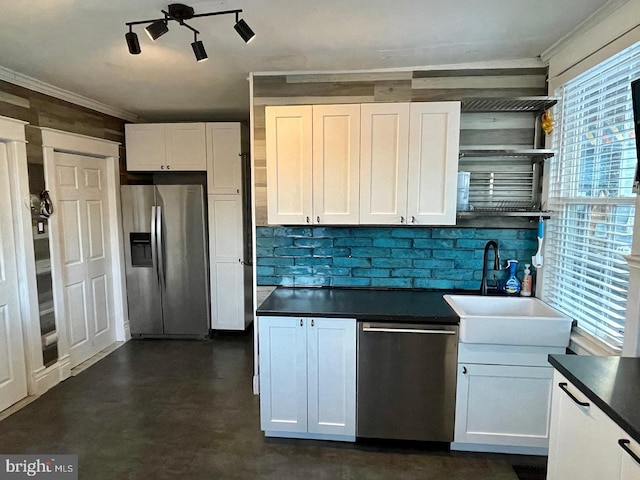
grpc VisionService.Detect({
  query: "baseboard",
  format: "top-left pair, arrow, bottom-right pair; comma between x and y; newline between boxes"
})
264,431 -> 356,442
451,441 -> 548,456
30,354 -> 71,396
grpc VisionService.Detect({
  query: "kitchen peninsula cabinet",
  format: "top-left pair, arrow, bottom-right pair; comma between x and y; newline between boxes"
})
547,372 -> 629,480
266,101 -> 460,226
265,105 -> 360,225
547,356 -> 640,480
258,316 -> 356,441
125,123 -> 206,171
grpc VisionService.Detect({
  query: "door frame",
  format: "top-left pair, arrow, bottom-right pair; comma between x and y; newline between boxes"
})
41,128 -> 129,372
0,116 -> 36,404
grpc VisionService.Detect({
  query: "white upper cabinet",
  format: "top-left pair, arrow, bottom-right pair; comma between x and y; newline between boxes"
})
265,102 -> 461,226
266,106 -> 314,225
126,123 -> 206,171
206,123 -> 242,194
312,105 -> 361,224
408,102 -> 461,225
359,103 -> 410,225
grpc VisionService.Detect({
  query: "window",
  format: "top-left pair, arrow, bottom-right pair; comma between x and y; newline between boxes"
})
544,41 -> 640,350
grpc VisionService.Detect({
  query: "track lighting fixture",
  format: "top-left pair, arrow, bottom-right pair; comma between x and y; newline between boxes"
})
125,3 -> 255,61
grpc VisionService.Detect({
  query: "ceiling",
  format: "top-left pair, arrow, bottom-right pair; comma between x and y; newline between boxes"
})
0,0 -> 610,122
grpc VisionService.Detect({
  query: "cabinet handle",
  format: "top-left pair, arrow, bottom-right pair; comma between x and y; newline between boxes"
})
400,216 -> 405,224
558,382 -> 590,407
161,165 -> 165,169
316,216 -> 320,223
167,165 -> 170,170
300,319 -> 303,327
237,188 -> 240,194
311,319 -> 314,327
306,216 -> 310,224
462,366 -> 467,374
411,216 -> 416,224
618,439 -> 640,465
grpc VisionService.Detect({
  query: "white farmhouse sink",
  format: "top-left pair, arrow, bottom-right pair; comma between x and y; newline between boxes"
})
443,295 -> 572,347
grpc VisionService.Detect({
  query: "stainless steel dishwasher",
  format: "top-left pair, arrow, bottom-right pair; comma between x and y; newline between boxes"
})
357,321 -> 459,442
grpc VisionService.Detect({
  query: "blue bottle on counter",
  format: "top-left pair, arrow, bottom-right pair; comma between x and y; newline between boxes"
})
503,259 -> 521,296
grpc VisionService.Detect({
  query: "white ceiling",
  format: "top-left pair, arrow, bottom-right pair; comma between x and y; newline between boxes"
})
0,0 -> 609,121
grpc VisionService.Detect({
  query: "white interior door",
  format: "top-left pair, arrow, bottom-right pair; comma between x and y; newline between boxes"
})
52,152 -> 115,368
0,142 -> 28,411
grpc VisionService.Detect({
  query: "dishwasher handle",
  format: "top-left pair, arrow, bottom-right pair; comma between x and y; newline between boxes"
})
361,324 -> 456,335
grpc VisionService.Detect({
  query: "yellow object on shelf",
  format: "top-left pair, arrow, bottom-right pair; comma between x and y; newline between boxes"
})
541,109 -> 554,135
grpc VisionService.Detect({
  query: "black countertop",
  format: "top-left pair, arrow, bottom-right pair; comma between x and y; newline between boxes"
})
256,287 -> 459,325
548,354 -> 640,444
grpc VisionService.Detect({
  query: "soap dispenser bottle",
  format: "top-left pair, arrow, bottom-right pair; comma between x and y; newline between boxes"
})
503,260 -> 521,296
521,264 -> 533,297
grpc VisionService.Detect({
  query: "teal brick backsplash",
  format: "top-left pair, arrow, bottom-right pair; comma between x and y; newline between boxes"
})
256,226 -> 538,289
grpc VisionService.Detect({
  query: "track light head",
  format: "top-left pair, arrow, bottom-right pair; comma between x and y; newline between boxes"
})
126,30 -> 141,55
145,19 -> 169,41
234,18 -> 255,43
191,40 -> 208,62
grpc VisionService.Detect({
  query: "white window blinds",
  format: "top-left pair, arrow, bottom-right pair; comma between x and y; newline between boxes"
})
544,41 -> 640,350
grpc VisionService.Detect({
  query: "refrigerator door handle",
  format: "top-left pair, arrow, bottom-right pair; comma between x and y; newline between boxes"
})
150,205 -> 159,286
156,205 -> 166,291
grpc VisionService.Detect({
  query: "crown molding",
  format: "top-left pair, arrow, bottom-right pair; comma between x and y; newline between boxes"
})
0,66 -> 138,122
252,58 -> 546,77
540,0 -> 633,63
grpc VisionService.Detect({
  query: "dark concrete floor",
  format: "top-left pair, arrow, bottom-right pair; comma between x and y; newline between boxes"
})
0,330 -> 545,479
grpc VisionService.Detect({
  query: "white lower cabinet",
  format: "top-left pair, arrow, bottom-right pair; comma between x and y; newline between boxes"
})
547,371 -> 640,480
453,343 -> 562,454
455,363 -> 553,449
258,316 -> 356,441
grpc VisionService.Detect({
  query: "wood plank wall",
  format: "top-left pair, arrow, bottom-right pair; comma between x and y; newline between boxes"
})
0,79 -> 131,366
252,67 -> 548,226
0,79 -> 131,185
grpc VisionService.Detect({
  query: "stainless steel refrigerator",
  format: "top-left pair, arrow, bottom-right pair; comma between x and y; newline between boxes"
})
121,185 -> 209,337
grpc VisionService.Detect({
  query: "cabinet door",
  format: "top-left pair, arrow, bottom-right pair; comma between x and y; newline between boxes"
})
165,123 -> 206,171
408,102 -> 460,225
619,436 -> 640,480
266,106 -> 313,225
208,195 -> 245,330
206,123 -> 242,194
312,105 -> 360,224
547,372 -> 622,480
455,363 -> 553,448
125,124 -> 167,171
307,318 -> 356,437
360,103 -> 410,224
259,316 -> 308,433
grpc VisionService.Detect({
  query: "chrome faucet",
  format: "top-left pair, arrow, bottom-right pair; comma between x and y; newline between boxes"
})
480,240 -> 502,295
